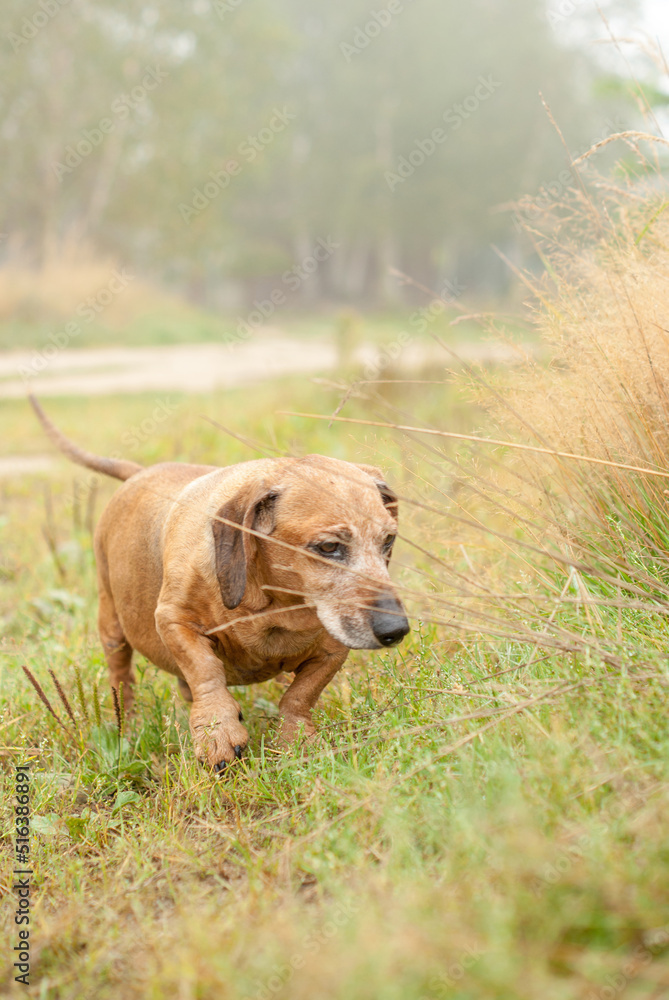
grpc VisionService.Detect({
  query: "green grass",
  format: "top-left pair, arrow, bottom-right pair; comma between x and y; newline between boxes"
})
0,307 -> 236,352
0,306 -> 486,352
1,383 -> 668,999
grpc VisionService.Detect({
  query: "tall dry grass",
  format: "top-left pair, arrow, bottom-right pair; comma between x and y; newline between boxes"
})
481,143 -> 669,601
0,236 -> 179,325
314,132 -> 669,665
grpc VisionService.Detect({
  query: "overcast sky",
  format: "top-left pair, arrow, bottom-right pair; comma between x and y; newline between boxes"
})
557,1 -> 669,85
641,0 -> 669,40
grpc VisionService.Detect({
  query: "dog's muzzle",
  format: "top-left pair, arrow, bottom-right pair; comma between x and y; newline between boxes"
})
370,595 -> 410,647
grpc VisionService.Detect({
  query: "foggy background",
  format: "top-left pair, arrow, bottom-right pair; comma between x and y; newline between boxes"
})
0,0 -> 666,325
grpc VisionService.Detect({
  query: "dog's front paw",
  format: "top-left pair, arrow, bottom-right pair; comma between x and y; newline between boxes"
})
189,705 -> 249,772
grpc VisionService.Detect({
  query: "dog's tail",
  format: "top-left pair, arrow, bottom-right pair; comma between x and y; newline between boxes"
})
29,394 -> 143,481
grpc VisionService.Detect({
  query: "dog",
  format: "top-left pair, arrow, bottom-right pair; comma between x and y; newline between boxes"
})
30,396 -> 409,771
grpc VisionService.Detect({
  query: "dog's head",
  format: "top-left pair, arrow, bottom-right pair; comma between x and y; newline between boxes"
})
211,456 -> 409,649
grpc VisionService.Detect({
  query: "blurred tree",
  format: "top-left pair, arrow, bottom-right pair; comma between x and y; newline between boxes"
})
0,0 -> 648,305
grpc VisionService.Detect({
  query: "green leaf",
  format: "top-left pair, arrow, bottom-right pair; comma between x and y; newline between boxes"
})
64,815 -> 88,841
47,588 -> 85,611
32,813 -> 61,836
112,789 -> 140,815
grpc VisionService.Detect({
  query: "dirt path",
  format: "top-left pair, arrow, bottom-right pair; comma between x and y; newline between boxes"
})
0,332 -> 528,399
0,332 -> 531,477
0,334 -> 337,398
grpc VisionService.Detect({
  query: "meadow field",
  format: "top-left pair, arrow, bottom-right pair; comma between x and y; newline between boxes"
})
2,183 -> 669,999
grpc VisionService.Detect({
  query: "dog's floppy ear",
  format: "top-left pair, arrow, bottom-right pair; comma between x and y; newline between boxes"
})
354,464 -> 399,522
212,486 -> 279,609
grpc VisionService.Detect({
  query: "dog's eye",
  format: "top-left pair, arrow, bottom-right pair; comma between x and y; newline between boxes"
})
312,541 -> 347,560
383,534 -> 396,554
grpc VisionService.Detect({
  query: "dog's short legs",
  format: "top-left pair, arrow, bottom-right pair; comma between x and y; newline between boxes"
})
277,650 -> 347,747
98,588 -> 135,710
155,609 -> 248,768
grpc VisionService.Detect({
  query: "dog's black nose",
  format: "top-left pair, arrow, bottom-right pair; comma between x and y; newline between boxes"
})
371,596 -> 410,646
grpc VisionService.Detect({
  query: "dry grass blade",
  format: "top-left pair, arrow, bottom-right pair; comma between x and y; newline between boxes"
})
74,665 -> 89,722
200,414 -> 284,458
84,476 -> 98,537
205,602 -> 316,636
93,683 -> 102,727
119,681 -> 125,734
22,665 -> 73,735
280,412 -> 669,479
112,684 -> 123,737
49,668 -> 77,726
126,472 -> 408,596
42,484 -> 66,582
570,131 -> 669,165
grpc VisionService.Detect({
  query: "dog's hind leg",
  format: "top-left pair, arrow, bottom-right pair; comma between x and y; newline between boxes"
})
98,585 -> 135,711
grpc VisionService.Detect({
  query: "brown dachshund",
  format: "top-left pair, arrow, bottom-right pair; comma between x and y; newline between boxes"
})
30,396 -> 409,770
